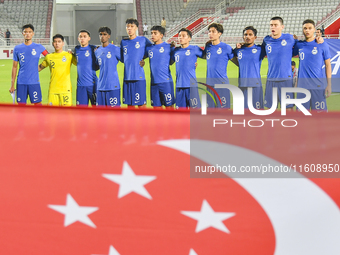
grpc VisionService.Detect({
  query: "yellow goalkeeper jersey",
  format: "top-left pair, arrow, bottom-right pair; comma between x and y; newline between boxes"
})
41,51 -> 77,94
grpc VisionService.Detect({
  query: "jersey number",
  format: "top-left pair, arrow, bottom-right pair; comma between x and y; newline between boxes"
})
299,52 -> 305,60
267,45 -> 272,54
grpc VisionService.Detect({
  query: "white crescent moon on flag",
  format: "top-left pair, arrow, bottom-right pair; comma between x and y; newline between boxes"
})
158,139 -> 340,255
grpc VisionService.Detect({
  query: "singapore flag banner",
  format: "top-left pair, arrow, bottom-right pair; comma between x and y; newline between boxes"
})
0,104 -> 340,255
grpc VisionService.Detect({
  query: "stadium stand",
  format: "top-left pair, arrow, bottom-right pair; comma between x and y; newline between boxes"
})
0,0 -> 53,42
139,0 -> 184,29
136,0 -> 340,45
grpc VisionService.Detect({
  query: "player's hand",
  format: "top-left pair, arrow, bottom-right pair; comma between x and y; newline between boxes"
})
139,59 -> 145,67
94,46 -> 100,52
9,86 -> 15,94
293,34 -> 298,40
195,62 -> 198,69
205,40 -> 212,46
316,36 -> 324,44
68,49 -> 73,54
236,43 -> 243,49
170,41 -> 176,48
325,85 -> 332,98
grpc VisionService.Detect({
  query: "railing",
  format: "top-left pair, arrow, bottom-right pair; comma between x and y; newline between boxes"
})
165,0 -> 237,42
191,1 -> 227,39
317,6 -> 340,29
165,9 -> 215,40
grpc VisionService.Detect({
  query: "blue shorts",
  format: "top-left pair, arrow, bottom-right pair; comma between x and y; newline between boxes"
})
206,87 -> 230,108
16,84 -> 42,104
240,87 -> 263,109
176,87 -> 201,108
296,89 -> 327,111
265,80 -> 294,108
77,85 -> 97,106
123,80 -> 146,106
151,81 -> 175,107
97,90 -> 120,107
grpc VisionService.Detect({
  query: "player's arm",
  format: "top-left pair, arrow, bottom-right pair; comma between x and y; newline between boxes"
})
231,44 -> 241,67
169,47 -> 175,65
9,60 -> 18,93
72,54 -> 77,66
38,60 -> 48,72
325,58 -> 332,97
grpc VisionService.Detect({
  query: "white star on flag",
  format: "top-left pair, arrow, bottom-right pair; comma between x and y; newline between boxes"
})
92,245 -> 120,255
181,199 -> 235,233
48,194 -> 98,228
103,161 -> 156,199
189,249 -> 198,255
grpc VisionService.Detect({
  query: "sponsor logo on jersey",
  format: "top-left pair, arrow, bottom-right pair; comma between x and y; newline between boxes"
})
185,50 -> 190,56
159,47 -> 164,53
85,50 -> 90,57
32,49 -> 36,56
18,98 -> 21,102
98,58 -> 102,65
135,42 -> 140,49
217,48 -> 222,54
148,50 -> 153,58
107,52 -> 112,58
252,48 -> 257,54
281,39 -> 287,46
312,47 -> 318,55
62,56 -> 67,62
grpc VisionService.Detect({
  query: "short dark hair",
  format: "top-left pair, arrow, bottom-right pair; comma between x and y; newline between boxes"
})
302,19 -> 315,27
317,28 -> 322,32
79,29 -> 90,37
151,25 -> 165,35
208,23 -> 224,34
243,26 -> 257,36
22,24 -> 34,32
53,34 -> 64,41
291,61 -> 296,66
271,16 -> 284,25
98,27 -> 111,35
178,28 -> 192,38
126,18 -> 139,27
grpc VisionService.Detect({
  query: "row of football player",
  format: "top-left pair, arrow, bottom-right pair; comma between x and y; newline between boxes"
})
9,17 -> 331,110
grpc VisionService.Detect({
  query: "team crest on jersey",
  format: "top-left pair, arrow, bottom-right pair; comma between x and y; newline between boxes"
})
252,48 -> 257,53
31,49 -> 36,56
135,42 -> 140,49
107,52 -> 112,58
185,50 -> 190,56
159,47 -> 164,53
217,47 -> 222,54
281,39 -> 287,46
85,50 -> 90,57
62,56 -> 66,62
312,47 -> 318,55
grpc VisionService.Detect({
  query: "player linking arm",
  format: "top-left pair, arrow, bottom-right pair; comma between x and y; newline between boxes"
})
10,24 -> 48,105
39,34 -> 77,107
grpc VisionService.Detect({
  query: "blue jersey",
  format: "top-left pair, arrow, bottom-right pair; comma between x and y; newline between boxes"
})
171,45 -> 204,88
293,39 -> 331,89
205,42 -> 234,81
234,44 -> 265,87
75,44 -> 98,87
145,42 -> 172,84
13,43 -> 46,85
263,33 -> 296,80
120,36 -> 152,81
94,44 -> 121,91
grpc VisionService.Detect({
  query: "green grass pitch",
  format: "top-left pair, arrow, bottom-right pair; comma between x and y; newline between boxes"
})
0,57 -> 339,110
